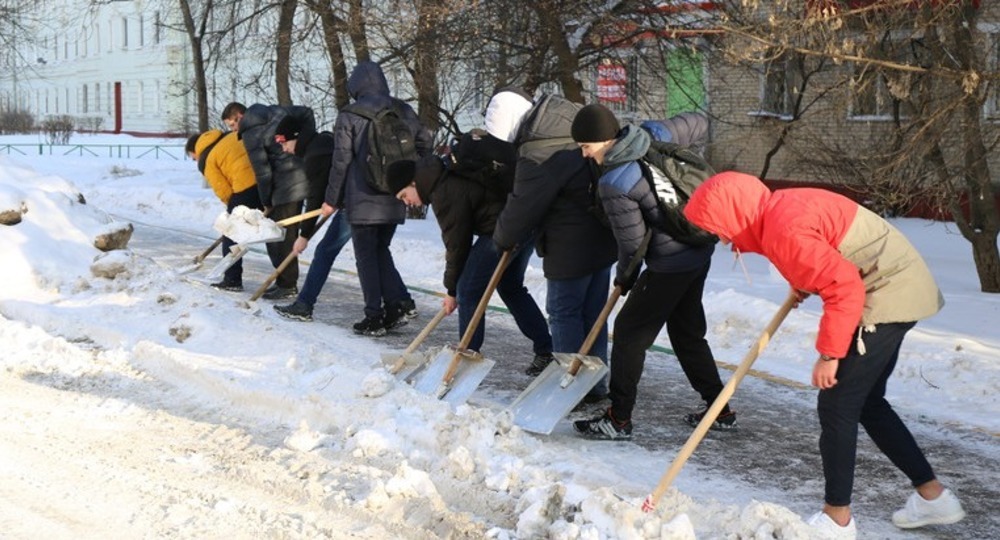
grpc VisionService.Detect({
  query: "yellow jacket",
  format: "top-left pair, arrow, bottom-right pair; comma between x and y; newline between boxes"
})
194,130 -> 257,204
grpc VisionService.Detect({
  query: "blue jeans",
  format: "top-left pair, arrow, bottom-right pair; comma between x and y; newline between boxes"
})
351,223 -> 411,318
297,212 -> 352,307
546,265 -> 612,395
456,236 -> 552,355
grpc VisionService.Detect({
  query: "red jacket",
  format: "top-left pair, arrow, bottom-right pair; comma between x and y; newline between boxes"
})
684,171 -> 941,358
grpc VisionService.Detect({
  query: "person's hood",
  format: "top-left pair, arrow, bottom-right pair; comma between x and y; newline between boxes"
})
602,124 -> 650,170
347,61 -> 390,101
194,129 -> 225,157
683,171 -> 771,253
484,90 -> 534,143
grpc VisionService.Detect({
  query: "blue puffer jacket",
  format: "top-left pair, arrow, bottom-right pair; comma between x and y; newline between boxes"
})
325,61 -> 432,225
239,104 -> 312,207
599,125 -> 713,280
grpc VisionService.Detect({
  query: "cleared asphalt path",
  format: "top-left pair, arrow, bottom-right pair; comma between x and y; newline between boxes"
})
135,220 -> 998,540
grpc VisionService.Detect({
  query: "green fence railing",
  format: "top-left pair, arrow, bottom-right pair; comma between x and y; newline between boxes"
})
0,143 -> 185,160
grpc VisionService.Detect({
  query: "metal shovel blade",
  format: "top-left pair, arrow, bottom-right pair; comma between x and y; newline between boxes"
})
204,245 -> 250,281
380,349 -> 434,381
509,352 -> 609,435
409,346 -> 495,406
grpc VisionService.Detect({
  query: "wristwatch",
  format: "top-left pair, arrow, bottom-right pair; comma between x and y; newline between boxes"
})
820,354 -> 839,362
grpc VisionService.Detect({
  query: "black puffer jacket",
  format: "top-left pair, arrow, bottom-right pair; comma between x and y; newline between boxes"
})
413,133 -> 514,295
293,128 -> 335,239
493,94 -> 617,280
239,104 -> 312,207
326,61 -> 432,225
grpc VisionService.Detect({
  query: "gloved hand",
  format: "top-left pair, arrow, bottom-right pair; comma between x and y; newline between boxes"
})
614,273 -> 639,295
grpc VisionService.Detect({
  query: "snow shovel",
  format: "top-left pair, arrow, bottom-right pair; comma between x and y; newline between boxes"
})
380,306 -> 449,380
205,208 -> 322,281
509,230 -> 652,435
177,236 -> 224,274
409,250 -> 512,405
248,212 -> 332,301
641,291 -> 797,513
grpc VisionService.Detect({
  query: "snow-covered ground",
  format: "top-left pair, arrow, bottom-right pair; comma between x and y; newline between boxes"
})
0,134 -> 996,539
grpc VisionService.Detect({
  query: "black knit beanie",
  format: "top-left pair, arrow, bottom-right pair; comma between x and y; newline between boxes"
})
571,103 -> 621,143
385,160 -> 417,195
273,115 -> 300,143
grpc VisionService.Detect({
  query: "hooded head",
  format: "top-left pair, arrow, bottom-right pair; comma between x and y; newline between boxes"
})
683,171 -> 771,250
347,61 -> 391,101
484,88 -> 534,143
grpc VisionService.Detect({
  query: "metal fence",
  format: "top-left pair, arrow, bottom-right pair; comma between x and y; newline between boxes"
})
0,143 -> 186,160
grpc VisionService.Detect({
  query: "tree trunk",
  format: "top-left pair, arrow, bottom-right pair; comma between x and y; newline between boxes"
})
413,0 -> 443,131
533,4 -> 583,103
178,0 -> 209,131
970,233 -> 1000,293
275,0 -> 298,106
348,0 -> 370,64
304,0 -> 349,109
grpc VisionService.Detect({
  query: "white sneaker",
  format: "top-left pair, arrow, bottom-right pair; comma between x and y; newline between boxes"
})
806,511 -> 857,539
892,488 -> 966,529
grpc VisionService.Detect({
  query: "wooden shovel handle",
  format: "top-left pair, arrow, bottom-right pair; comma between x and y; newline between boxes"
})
566,285 -> 623,377
194,236 -> 225,264
249,212 -> 331,301
275,208 -> 323,227
441,250 -> 513,385
389,306 -> 448,374
643,291 -> 797,512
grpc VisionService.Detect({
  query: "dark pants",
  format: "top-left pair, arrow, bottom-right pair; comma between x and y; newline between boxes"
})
456,235 -> 551,355
608,262 -> 723,421
265,200 -> 303,289
352,223 -> 411,318
222,187 -> 263,284
818,321 -> 935,506
297,212 -> 352,307
546,265 -> 612,395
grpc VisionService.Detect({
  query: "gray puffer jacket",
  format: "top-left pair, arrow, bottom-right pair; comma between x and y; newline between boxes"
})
325,61 -> 432,225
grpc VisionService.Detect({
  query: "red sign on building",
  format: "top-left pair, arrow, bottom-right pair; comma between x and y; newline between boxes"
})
597,62 -> 628,104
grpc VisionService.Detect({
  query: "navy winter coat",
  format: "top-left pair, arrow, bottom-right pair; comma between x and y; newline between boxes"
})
325,61 -> 432,225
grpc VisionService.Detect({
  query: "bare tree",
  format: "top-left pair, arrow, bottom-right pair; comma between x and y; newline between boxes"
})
710,1 -> 1000,291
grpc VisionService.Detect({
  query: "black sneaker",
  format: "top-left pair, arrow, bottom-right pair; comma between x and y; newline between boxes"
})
274,300 -> 313,322
399,298 -> 418,319
353,315 -> 387,337
262,284 -> 298,301
210,279 -> 243,292
383,304 -> 410,330
684,404 -> 738,432
574,409 -> 633,441
525,353 -> 555,376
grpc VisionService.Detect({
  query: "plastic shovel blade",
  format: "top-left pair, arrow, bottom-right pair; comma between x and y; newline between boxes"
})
509,352 -> 609,435
379,349 -> 434,381
409,346 -> 495,406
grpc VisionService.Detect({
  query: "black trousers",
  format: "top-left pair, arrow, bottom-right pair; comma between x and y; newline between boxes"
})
264,200 -> 303,289
608,261 -> 724,421
222,187 -> 263,284
818,321 -> 935,506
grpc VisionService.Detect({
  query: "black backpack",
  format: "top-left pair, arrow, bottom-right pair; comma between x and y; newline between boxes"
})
345,103 -> 419,193
638,140 -> 718,246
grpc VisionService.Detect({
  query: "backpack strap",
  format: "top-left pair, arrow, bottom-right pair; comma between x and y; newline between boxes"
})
197,132 -> 227,174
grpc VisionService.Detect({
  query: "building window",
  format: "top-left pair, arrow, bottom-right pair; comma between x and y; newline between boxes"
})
154,12 -> 161,44
95,83 -> 101,112
82,84 -> 88,114
139,15 -> 144,47
755,50 -> 802,118
848,38 -> 914,120
122,17 -> 128,48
